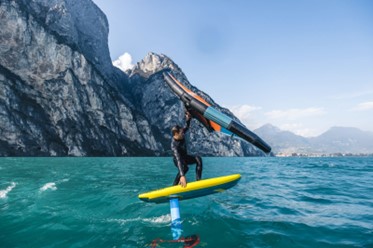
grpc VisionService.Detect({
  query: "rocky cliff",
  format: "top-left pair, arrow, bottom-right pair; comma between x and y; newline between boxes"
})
0,0 -> 263,156
0,0 -> 160,156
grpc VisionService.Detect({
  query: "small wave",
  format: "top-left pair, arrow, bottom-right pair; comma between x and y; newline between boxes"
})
40,182 -> 57,192
143,214 -> 171,224
108,214 -> 171,225
107,217 -> 141,224
188,216 -> 200,226
0,182 -> 16,199
300,195 -> 333,204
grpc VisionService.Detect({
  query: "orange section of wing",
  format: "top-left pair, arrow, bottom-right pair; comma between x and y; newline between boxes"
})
210,121 -> 221,131
167,73 -> 211,107
167,72 -> 222,132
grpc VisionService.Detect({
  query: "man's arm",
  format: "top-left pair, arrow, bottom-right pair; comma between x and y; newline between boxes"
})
171,141 -> 184,177
183,111 -> 192,133
171,141 -> 187,187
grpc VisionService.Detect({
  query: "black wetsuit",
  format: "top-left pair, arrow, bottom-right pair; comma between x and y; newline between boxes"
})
171,119 -> 203,186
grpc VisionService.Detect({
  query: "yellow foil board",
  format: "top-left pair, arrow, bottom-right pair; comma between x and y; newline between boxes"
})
138,174 -> 241,203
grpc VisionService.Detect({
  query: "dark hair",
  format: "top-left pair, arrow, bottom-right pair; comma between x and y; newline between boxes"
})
171,125 -> 181,136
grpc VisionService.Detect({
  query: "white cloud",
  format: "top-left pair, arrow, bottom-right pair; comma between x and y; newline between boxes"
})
353,101 -> 373,111
230,104 -> 262,128
265,107 -> 326,120
113,52 -> 135,72
231,105 -> 327,137
230,104 -> 261,119
280,123 -> 320,137
330,90 -> 373,100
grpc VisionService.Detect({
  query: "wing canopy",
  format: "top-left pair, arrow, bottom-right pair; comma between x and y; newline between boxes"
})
163,72 -> 271,153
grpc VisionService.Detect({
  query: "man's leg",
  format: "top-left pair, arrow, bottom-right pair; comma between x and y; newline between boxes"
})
195,156 -> 202,180
173,172 -> 181,186
186,155 -> 203,181
173,159 -> 189,185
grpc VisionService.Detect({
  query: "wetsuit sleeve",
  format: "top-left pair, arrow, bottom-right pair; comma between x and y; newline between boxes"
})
171,141 -> 184,177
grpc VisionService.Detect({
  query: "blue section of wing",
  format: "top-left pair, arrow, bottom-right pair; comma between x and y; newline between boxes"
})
220,127 -> 233,136
218,128 -> 245,142
204,107 -> 232,128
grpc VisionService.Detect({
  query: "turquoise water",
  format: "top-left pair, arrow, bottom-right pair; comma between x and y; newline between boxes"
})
0,157 -> 372,247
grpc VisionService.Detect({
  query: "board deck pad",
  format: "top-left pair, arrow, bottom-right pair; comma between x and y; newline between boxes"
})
138,174 -> 241,203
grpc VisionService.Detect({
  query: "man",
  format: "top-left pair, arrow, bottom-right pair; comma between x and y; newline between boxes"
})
171,111 -> 203,187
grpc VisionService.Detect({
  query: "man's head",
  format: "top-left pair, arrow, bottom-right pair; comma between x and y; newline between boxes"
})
172,125 -> 184,140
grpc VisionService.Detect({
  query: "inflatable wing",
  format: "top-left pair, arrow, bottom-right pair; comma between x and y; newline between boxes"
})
163,72 -> 271,153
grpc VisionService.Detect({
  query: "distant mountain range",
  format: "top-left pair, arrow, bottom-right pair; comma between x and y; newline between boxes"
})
254,124 -> 373,155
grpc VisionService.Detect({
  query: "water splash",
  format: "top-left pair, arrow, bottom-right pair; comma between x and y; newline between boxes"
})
0,182 -> 16,199
40,182 -> 57,192
143,214 -> 172,224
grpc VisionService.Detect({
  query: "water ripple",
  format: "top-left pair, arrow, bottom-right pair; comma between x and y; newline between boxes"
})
0,157 -> 372,247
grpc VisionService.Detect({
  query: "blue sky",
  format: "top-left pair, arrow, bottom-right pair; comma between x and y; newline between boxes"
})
93,0 -> 373,137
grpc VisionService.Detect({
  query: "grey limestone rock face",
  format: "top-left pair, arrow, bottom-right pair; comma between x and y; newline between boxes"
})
0,0 -> 160,156
16,0 -> 114,80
